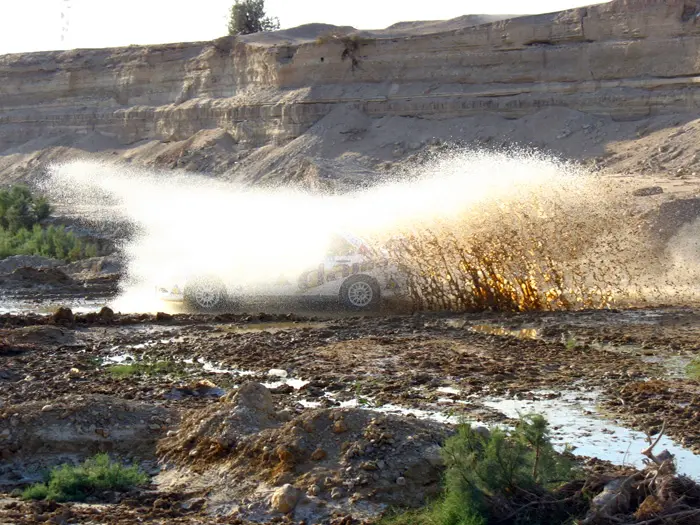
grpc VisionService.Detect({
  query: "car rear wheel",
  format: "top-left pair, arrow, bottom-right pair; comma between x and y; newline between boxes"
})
340,275 -> 380,311
184,277 -> 227,311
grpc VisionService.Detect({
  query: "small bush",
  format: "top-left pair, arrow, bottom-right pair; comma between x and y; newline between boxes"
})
0,223 -> 98,261
687,358 -> 700,379
0,185 -> 98,261
21,454 -> 148,502
383,414 -> 577,525
0,185 -> 50,232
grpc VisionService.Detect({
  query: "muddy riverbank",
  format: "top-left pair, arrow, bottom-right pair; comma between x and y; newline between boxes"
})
1,305 -> 700,523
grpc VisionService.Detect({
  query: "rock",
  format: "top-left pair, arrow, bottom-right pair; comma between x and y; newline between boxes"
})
226,382 -> 275,414
633,186 -> 664,197
360,461 -> 378,471
587,477 -> 633,519
332,420 -> 349,434
473,425 -> 491,440
311,448 -> 327,461
10,267 -> 72,284
98,307 -> 115,322
271,384 -> 294,395
180,497 -> 206,511
60,256 -> 123,279
270,484 -> 299,514
41,405 -> 54,412
6,325 -> 74,347
307,484 -> 320,496
330,487 -> 343,500
276,445 -> 295,464
51,307 -> 74,326
152,498 -> 170,510
2,2 -> 700,192
273,472 -> 294,486
68,368 -> 81,378
0,255 -> 62,274
156,312 -> 173,322
396,476 -> 407,486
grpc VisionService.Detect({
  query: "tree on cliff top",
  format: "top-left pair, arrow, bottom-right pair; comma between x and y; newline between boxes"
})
228,0 -> 280,36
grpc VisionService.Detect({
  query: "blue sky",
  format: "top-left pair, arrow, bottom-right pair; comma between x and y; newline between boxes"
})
1,0 -> 600,54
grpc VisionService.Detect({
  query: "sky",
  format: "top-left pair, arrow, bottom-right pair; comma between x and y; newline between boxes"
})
0,0 -> 601,55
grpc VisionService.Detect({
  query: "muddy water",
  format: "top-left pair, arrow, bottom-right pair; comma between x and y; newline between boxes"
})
0,298 -> 110,315
483,390 -> 700,479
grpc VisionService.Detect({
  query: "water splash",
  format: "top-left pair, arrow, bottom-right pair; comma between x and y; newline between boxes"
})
41,149 -> 681,313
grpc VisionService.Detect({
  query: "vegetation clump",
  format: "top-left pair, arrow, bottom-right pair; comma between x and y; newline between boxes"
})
107,360 -> 184,378
228,0 -> 279,36
21,454 -> 148,502
0,185 -> 97,261
687,357 -> 700,379
384,414 -> 579,525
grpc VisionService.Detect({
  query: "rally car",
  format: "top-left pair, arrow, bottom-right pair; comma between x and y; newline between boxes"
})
156,232 -> 403,311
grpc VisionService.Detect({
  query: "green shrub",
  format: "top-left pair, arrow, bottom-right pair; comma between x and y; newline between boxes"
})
383,414 -> 577,525
0,223 -> 98,261
0,185 -> 98,261
0,185 -> 50,232
21,453 -> 148,502
687,358 -> 700,380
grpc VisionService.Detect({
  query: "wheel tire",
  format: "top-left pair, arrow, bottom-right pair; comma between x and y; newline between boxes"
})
184,277 -> 227,312
340,275 -> 380,311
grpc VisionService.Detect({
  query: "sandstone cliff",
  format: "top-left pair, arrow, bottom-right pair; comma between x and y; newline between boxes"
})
2,0 -> 700,187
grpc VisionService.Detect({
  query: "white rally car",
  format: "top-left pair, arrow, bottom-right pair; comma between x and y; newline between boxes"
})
156,232 -> 403,311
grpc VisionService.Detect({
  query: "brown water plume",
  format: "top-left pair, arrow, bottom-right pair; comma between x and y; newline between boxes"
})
381,167 -> 663,312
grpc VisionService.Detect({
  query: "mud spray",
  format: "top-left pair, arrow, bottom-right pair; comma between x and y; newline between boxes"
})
43,150 -> 697,313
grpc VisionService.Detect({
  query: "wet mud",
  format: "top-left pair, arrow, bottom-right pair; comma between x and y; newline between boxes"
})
1,305 -> 700,523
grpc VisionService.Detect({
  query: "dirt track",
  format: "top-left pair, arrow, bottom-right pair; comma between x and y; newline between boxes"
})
1,305 -> 699,523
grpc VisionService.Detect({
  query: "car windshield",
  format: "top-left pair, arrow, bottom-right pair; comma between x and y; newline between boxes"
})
326,234 -> 357,257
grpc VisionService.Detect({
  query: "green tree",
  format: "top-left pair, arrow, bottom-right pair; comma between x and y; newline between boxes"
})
0,185 -> 53,232
228,0 -> 280,36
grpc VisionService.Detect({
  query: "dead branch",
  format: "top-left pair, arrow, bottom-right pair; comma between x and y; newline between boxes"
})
634,508 -> 700,525
642,421 -> 666,466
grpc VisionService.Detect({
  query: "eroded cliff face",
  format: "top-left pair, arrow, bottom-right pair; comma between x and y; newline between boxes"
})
2,0 -> 700,186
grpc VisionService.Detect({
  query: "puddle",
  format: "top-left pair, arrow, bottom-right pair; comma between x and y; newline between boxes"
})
103,352 -> 135,364
0,298 -> 110,315
316,393 -> 462,424
483,390 -> 700,479
263,378 -> 310,390
592,342 -> 691,378
641,355 -> 692,379
317,388 -> 699,477
446,320 -> 539,340
194,358 -> 257,376
215,322 -> 326,334
437,386 -> 461,395
470,325 -> 539,339
370,403 -> 460,424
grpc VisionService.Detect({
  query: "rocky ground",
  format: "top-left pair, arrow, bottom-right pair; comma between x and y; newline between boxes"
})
1,302 -> 700,523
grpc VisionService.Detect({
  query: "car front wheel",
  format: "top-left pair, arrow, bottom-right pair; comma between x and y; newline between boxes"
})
184,277 -> 227,311
340,275 -> 380,311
